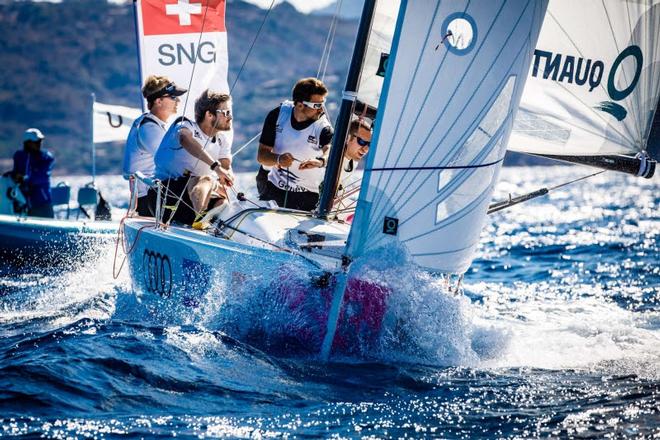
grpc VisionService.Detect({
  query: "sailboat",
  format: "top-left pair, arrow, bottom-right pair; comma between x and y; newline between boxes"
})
0,98 -> 136,265
120,0 -> 553,356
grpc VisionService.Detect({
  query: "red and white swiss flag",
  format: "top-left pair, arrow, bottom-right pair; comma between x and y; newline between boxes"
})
134,0 -> 230,133
140,0 -> 226,36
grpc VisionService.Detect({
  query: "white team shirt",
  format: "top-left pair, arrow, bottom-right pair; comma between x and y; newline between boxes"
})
122,112 -> 167,197
154,118 -> 232,180
268,101 -> 332,193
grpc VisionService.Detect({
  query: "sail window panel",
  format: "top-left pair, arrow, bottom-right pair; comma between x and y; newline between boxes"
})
512,108 -> 571,145
435,165 -> 497,224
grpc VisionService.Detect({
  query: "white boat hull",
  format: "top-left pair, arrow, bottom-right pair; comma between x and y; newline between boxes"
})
122,211 -> 390,355
0,214 -> 117,265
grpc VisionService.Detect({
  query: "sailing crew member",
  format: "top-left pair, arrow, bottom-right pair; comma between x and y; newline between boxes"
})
256,77 -> 334,211
11,128 -> 55,218
342,117 -> 372,174
122,75 -> 187,216
153,89 -> 234,226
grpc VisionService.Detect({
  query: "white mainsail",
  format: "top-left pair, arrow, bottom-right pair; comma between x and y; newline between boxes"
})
346,0 -> 548,274
510,0 -> 660,157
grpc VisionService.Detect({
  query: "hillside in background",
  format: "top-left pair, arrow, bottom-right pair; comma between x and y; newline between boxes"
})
0,0 -> 357,174
0,0 -> 555,175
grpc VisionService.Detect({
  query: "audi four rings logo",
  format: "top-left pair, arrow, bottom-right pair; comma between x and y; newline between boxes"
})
142,249 -> 172,297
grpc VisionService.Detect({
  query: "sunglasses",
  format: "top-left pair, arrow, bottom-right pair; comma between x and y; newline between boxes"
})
216,109 -> 232,118
301,100 -> 325,110
161,94 -> 180,101
356,136 -> 370,147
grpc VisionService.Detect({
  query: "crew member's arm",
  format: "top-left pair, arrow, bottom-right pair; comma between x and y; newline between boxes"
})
258,143 -> 294,168
179,128 -> 234,186
256,107 -> 294,168
298,125 -> 333,170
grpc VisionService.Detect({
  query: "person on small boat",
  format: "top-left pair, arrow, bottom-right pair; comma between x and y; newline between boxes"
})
123,75 -> 187,216
11,128 -> 54,218
153,89 -> 234,225
256,77 -> 334,211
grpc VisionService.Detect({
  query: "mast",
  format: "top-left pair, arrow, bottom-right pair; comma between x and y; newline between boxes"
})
91,93 -> 96,185
317,0 -> 377,219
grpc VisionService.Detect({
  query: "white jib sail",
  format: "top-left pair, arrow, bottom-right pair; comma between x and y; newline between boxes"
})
346,0 -> 548,274
134,0 -> 232,143
510,0 -> 660,156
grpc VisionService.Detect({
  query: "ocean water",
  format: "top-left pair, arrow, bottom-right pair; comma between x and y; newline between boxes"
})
0,166 -> 658,439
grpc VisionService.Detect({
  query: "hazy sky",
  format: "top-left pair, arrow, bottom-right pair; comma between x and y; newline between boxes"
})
241,0 -> 335,14
105,0 -> 337,14
22,0 -> 337,14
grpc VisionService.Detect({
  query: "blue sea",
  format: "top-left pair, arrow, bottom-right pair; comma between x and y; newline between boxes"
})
1,166 -> 658,439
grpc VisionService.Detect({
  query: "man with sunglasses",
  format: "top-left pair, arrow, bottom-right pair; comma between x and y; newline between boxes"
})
256,77 -> 334,211
123,75 -> 187,216
153,89 -> 234,226
343,118 -> 372,173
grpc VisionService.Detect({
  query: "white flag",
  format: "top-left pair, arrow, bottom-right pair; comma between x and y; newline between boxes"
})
93,101 -> 142,143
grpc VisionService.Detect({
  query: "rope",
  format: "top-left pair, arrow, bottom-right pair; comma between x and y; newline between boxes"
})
547,170 -> 606,191
230,0 -> 276,93
317,0 -> 343,81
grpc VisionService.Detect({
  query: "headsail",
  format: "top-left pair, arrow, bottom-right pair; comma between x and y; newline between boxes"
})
509,0 -> 660,177
346,0 -> 548,274
133,0 -> 229,119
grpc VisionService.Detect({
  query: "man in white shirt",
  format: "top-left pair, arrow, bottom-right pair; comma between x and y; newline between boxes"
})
154,89 -> 234,225
256,77 -> 334,211
122,75 -> 187,216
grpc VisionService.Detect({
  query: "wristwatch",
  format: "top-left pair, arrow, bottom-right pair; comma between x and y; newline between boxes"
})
316,156 -> 327,168
210,160 -> 219,170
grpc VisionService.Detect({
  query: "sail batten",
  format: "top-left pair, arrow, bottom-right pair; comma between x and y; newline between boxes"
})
346,0 -> 548,274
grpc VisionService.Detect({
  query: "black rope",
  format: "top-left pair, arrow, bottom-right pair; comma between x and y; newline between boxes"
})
368,158 -> 504,172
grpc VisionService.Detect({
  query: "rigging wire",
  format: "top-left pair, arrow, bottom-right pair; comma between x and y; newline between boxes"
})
231,0 -> 276,93
317,0 -> 343,81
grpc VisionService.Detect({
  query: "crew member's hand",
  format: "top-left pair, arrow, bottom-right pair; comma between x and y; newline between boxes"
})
299,158 -> 324,170
276,152 -> 294,168
215,167 -> 234,187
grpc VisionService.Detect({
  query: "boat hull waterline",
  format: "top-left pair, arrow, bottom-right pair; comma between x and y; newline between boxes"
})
122,216 -> 390,356
0,214 -> 118,265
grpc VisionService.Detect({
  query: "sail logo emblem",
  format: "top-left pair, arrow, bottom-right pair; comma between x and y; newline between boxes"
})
142,249 -> 172,298
383,217 -> 398,235
440,13 -> 477,55
531,45 -> 643,121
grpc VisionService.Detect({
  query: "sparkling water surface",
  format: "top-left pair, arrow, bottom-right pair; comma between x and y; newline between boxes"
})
0,167 -> 658,438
